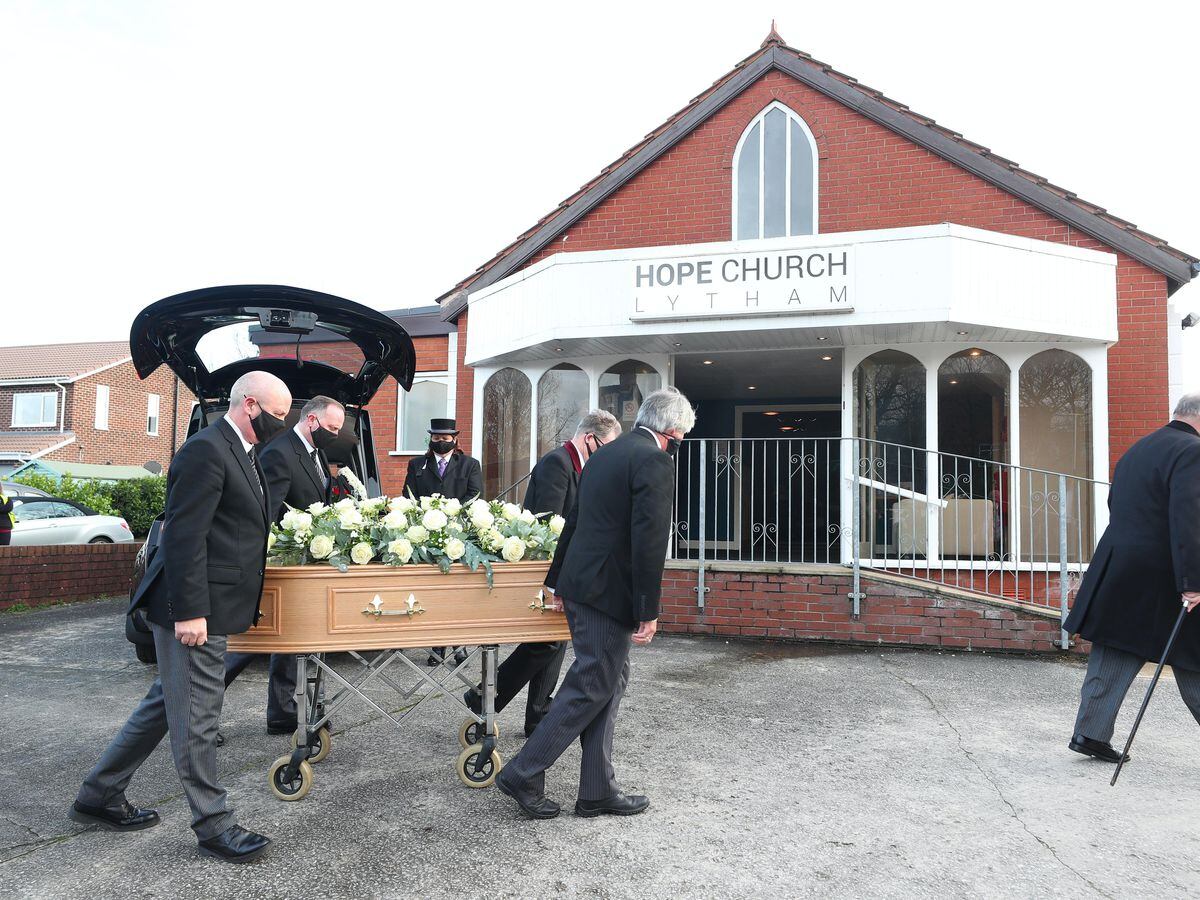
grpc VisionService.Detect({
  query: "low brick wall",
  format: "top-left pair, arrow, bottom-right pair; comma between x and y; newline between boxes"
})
0,543 -> 140,609
659,562 -> 1085,654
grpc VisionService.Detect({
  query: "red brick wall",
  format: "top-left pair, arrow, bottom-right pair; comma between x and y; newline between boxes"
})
44,362 -> 193,470
258,334 -> 452,496
0,543 -> 140,609
0,384 -> 74,431
504,68 -> 1170,471
659,565 -> 1083,654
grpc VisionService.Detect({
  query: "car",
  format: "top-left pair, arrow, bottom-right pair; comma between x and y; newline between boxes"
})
2,481 -> 51,498
124,284 -> 416,664
8,496 -> 134,545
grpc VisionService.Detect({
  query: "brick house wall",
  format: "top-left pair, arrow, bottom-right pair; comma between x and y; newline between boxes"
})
1,384 -> 75,432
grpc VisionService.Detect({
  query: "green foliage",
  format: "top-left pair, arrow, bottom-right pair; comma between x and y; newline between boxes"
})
109,476 -> 167,536
10,472 -> 167,535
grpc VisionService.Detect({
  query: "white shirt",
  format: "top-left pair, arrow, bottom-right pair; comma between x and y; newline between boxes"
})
294,421 -> 316,454
638,425 -> 666,450
223,414 -> 254,455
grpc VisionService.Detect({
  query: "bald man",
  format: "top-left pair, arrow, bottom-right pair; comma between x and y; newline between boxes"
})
72,371 -> 290,863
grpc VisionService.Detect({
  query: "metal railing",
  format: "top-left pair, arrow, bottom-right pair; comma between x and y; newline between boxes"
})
669,437 -> 1109,641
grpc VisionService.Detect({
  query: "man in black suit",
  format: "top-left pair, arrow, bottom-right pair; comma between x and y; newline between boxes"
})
496,387 -> 693,819
1064,392 -> 1200,762
403,417 -> 483,504
71,371 -> 291,863
224,394 -> 345,734
465,410 -> 621,736
404,418 -> 484,665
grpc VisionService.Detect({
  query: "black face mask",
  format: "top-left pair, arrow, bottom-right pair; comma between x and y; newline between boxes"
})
663,437 -> 681,457
310,421 -> 338,451
429,439 -> 456,455
250,405 -> 288,444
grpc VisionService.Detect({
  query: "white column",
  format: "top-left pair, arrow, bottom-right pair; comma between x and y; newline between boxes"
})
923,357 -> 940,565
445,331 -> 459,419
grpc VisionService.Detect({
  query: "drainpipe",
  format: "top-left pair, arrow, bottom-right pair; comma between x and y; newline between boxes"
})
170,375 -> 180,461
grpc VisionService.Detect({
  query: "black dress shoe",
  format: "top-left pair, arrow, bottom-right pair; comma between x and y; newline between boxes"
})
198,824 -> 271,863
427,647 -> 446,667
267,720 -> 297,735
453,647 -> 469,666
70,800 -> 160,831
1069,733 -> 1129,763
575,793 -> 650,817
215,731 -> 226,747
495,771 -> 560,819
463,688 -> 482,715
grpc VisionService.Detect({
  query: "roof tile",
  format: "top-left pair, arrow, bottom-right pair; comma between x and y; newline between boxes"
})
0,341 -> 129,381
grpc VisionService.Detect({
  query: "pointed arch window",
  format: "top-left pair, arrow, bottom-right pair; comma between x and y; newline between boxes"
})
733,102 -> 818,240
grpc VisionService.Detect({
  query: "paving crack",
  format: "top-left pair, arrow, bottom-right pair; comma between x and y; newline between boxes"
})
879,656 -> 1114,900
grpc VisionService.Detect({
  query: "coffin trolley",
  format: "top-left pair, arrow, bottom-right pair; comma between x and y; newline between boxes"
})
227,560 -> 568,801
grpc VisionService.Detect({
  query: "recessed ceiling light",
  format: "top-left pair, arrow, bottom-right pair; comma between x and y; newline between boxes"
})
764,411 -> 779,417
968,349 -> 982,357
780,426 -> 796,432
817,336 -> 829,341
949,379 -> 959,385
702,360 -> 714,365
956,331 -> 969,336
748,385 -> 757,390
554,347 -> 563,352
673,342 -> 681,347
821,355 -> 833,361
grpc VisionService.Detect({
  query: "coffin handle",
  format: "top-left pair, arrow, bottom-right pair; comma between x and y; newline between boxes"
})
362,593 -> 426,618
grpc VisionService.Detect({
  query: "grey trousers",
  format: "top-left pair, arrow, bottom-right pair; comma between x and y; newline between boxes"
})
504,601 -> 632,801
1074,641 -> 1200,743
76,623 -> 235,840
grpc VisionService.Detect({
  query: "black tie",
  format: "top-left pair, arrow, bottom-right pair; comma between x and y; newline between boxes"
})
247,447 -> 264,496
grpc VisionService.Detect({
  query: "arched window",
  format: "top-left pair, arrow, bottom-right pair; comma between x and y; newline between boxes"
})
537,364 -> 588,458
483,368 -> 532,502
733,102 -> 818,240
598,360 -> 661,434
1018,350 -> 1094,561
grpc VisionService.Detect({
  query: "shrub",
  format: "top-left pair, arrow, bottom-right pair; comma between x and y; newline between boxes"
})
109,476 -> 167,536
11,473 -> 117,517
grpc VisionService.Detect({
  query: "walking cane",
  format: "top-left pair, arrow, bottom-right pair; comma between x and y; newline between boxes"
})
1110,599 -> 1190,787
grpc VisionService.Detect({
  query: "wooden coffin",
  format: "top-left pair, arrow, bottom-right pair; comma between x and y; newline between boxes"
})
227,560 -> 568,654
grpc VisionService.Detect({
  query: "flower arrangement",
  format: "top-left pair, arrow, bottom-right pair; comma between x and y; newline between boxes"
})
267,493 -> 565,587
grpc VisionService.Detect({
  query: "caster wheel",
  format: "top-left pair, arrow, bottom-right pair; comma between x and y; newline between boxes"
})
456,743 -> 502,788
290,726 -> 331,764
458,717 -> 500,749
268,756 -> 314,801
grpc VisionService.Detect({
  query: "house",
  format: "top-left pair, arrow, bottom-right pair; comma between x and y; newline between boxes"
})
256,29 -> 1198,652
0,340 -> 192,478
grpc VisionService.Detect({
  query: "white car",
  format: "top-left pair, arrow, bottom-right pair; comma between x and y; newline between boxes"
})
9,496 -> 134,545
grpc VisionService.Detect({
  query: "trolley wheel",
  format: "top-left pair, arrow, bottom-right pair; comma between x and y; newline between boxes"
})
268,756 -> 314,801
456,743 -> 502,789
290,726 -> 332,764
458,717 -> 500,749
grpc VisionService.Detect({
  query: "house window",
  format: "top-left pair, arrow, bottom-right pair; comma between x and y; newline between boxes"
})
395,373 -> 449,454
95,385 -> 110,431
483,368 -> 532,502
12,392 -> 57,427
147,394 -> 160,436
732,102 -> 818,240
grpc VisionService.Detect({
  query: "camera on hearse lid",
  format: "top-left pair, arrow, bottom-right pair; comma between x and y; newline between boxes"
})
249,307 -> 319,335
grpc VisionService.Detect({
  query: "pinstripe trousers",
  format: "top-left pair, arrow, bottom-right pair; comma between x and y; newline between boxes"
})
503,600 -> 633,801
1074,641 -> 1200,743
76,623 -> 235,840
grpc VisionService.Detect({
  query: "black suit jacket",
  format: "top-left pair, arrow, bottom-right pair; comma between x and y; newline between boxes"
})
522,444 -> 579,518
404,451 -> 483,503
1065,420 -> 1200,669
545,429 -> 675,626
129,418 -> 271,636
259,428 -> 329,522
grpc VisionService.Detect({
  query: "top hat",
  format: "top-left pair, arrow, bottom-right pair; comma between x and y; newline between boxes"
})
428,418 -> 460,435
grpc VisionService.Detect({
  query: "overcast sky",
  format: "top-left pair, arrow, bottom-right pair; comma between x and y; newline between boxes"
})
2,1 -> 1198,380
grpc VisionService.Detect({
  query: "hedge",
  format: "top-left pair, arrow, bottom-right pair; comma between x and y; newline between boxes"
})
10,472 -> 166,536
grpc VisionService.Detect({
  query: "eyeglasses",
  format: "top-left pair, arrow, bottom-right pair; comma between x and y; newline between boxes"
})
589,434 -> 608,448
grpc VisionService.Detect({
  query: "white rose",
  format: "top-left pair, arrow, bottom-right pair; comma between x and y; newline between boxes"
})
549,515 -> 565,535
388,496 -> 415,513
334,497 -> 357,512
444,538 -> 466,561
307,501 -> 328,516
486,528 -> 505,551
447,521 -> 464,535
501,536 -> 526,563
468,498 -> 490,518
420,495 -> 435,511
518,509 -> 536,525
444,498 -> 462,516
526,537 -> 540,548
501,502 -> 521,522
382,509 -> 408,529
387,538 -> 413,563
282,510 -> 313,533
338,508 -> 364,530
359,497 -> 386,513
309,534 -> 335,559
267,531 -> 277,551
471,510 -> 495,530
406,525 -> 428,544
422,509 -> 448,531
350,542 -> 374,565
